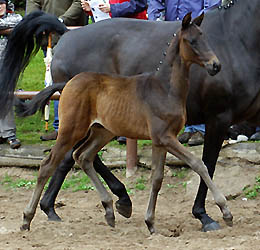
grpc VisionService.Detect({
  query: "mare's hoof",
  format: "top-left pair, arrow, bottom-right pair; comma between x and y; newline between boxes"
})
201,221 -> 221,232
105,213 -> 115,228
115,200 -> 132,218
47,211 -> 62,222
20,224 -> 30,231
40,205 -> 62,222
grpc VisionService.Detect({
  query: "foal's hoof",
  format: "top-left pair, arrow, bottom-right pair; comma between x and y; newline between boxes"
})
145,220 -> 156,234
201,221 -> 221,232
105,213 -> 115,228
115,200 -> 132,218
20,224 -> 30,231
223,214 -> 233,227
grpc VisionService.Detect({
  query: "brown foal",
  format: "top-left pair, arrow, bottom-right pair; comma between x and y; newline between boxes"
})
21,13 -> 233,234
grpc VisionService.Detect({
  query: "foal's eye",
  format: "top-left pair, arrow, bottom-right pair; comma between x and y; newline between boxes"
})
190,39 -> 197,46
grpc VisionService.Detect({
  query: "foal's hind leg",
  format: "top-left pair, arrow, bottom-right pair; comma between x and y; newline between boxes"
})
94,155 -> 132,218
162,135 -> 233,228
40,146 -> 132,221
145,144 -> 167,234
20,140 -> 75,231
73,125 -> 116,227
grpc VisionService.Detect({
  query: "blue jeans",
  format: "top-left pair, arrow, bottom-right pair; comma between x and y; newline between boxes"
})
184,124 -> 205,135
53,100 -> 59,131
255,126 -> 260,132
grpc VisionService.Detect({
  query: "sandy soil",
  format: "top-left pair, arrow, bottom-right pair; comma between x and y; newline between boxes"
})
0,164 -> 260,250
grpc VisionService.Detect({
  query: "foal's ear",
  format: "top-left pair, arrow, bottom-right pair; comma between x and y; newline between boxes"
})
182,12 -> 192,30
193,12 -> 204,27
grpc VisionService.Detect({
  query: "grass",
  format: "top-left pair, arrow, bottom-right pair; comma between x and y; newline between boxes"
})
0,170 -> 150,193
0,171 -> 95,192
243,175 -> 260,199
0,174 -> 37,189
166,167 -> 188,189
134,176 -> 148,190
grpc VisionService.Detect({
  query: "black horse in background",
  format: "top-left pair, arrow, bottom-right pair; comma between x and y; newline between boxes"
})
1,0 -> 260,232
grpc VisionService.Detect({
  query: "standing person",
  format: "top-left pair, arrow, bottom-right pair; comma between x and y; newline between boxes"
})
148,0 -> 221,146
148,0 -> 221,21
81,0 -> 147,145
0,0 -> 22,149
26,0 -> 86,141
81,0 -> 147,21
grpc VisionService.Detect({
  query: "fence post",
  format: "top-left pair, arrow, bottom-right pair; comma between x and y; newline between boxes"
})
126,139 -> 137,178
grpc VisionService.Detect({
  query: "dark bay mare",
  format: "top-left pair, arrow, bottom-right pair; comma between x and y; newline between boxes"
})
0,0 -> 259,232
19,13 -> 233,233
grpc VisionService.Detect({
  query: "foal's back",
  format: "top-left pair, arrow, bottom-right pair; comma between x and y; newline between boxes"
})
59,72 -> 152,139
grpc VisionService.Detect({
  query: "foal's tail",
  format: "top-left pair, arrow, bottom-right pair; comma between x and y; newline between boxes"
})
0,11 -> 68,118
15,83 -> 66,117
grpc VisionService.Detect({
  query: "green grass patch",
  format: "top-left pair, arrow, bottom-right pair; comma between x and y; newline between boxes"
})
243,175 -> 260,199
61,171 -> 95,192
166,181 -> 187,189
171,167 -> 188,179
0,174 -> 36,189
0,170 -> 96,192
134,176 -> 148,191
138,140 -> 152,148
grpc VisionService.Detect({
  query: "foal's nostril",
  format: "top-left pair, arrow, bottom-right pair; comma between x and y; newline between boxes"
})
213,62 -> 221,72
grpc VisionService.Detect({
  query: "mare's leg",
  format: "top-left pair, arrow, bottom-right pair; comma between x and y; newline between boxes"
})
20,138 -> 76,231
160,134 -> 232,229
145,144 -> 167,234
94,155 -> 132,218
40,148 -> 132,221
73,125 -> 116,227
40,148 -> 75,221
192,119 -> 231,231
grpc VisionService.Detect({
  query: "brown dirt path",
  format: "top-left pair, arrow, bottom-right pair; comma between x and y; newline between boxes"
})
0,161 -> 260,250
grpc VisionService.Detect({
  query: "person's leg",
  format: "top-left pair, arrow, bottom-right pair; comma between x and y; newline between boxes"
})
188,124 -> 205,146
249,126 -> 260,141
40,49 -> 58,141
190,124 -> 205,135
53,100 -> 59,131
40,101 -> 58,140
178,125 -> 193,144
0,109 -> 21,149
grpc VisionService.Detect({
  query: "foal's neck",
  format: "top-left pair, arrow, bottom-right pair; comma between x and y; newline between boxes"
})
155,33 -> 190,98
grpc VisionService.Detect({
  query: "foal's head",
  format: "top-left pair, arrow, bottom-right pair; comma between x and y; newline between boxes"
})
179,13 -> 221,76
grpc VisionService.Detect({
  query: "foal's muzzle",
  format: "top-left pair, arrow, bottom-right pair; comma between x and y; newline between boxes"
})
205,60 -> 221,76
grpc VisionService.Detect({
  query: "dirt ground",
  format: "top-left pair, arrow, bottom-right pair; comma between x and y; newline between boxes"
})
0,161 -> 260,250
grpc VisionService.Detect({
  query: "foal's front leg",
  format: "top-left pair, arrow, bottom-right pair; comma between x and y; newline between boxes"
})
145,144 -> 167,234
163,135 -> 233,227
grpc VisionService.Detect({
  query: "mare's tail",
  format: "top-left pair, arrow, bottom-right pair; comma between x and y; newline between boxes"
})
0,11 -> 68,118
15,83 -> 66,117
